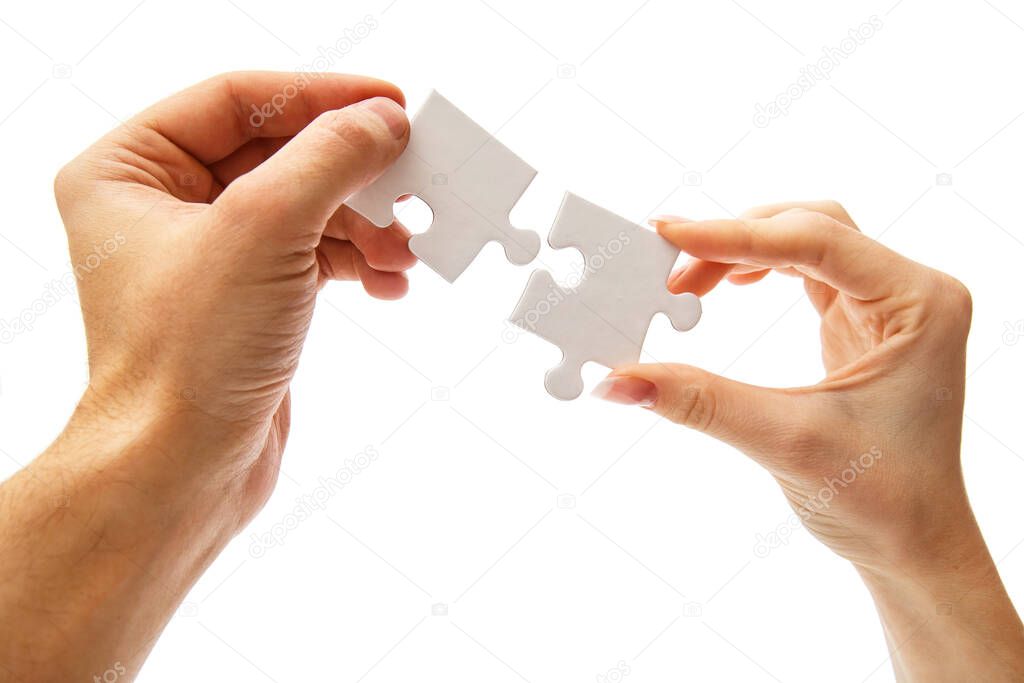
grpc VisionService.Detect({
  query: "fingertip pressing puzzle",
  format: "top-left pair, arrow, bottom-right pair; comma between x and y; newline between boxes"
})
345,91 -> 701,400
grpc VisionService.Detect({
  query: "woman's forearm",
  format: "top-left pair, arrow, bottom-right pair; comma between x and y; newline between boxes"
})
858,516 -> 1024,681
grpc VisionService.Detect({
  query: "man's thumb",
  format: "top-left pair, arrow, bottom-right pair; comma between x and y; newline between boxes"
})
217,96 -> 409,235
594,363 -> 796,456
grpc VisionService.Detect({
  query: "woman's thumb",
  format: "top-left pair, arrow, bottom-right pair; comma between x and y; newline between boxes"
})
593,363 -> 795,456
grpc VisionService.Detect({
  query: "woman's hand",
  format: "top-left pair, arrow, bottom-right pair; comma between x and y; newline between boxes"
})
0,71 -> 413,681
594,201 -> 1024,680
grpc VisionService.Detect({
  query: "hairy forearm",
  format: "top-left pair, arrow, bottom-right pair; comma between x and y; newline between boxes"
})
859,517 -> 1024,681
0,411 -> 239,682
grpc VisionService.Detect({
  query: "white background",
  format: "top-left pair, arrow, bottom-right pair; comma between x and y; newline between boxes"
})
2,0 -> 1023,681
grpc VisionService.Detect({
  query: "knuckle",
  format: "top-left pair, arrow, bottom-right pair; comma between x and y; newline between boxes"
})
739,203 -> 776,219
202,71 -> 238,87
53,160 -> 85,214
362,243 -> 397,271
319,109 -> 378,155
803,213 -> 842,262
820,199 -> 847,218
774,210 -> 838,266
315,248 -> 337,281
819,199 -> 858,229
946,277 -> 972,310
798,210 -> 842,235
53,164 -> 73,202
360,245 -> 384,270
930,273 -> 973,326
197,71 -> 234,100
666,381 -> 716,431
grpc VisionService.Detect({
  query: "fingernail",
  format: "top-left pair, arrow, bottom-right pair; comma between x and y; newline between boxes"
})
592,376 -> 658,408
361,97 -> 408,139
648,214 -> 691,227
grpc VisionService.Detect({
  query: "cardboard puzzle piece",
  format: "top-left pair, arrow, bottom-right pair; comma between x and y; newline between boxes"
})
509,193 -> 701,400
345,90 -> 541,282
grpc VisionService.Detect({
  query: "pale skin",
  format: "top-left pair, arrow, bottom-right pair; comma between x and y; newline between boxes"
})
0,72 -> 1020,681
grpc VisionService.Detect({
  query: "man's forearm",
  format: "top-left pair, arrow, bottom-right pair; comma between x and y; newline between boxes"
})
0,416 -> 238,682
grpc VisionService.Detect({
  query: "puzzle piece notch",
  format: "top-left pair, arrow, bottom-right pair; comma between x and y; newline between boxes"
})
345,90 -> 541,282
509,193 -> 701,400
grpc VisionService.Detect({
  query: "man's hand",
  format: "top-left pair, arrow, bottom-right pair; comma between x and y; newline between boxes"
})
56,70 -> 415,519
594,202 -> 1024,680
0,71 -> 412,681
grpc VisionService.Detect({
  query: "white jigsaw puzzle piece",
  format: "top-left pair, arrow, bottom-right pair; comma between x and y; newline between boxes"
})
509,193 -> 701,400
345,91 -> 541,282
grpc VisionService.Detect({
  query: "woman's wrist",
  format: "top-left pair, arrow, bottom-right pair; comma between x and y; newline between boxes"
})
855,508 -> 1024,680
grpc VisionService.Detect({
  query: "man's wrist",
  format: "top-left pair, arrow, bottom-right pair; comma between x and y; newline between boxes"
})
0,405 -> 245,679
76,372 -> 269,471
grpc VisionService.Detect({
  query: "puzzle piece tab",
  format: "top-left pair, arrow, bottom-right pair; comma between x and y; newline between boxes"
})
345,91 -> 541,282
509,193 -> 701,400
